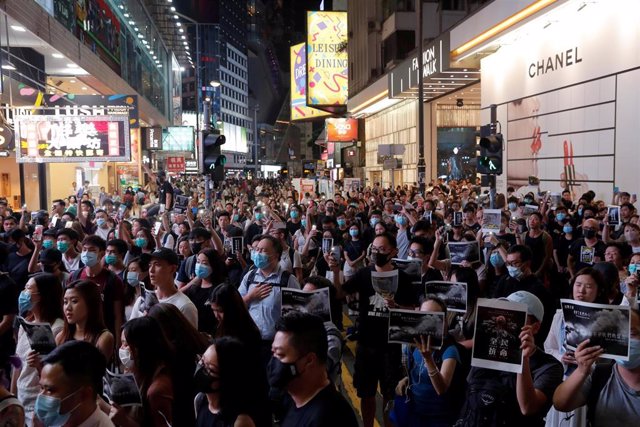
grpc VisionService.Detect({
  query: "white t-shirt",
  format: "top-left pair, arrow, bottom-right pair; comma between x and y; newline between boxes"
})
159,291 -> 199,329
279,247 -> 302,273
95,226 -> 110,241
63,253 -> 81,273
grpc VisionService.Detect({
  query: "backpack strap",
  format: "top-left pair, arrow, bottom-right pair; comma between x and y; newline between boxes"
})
586,361 -> 614,424
184,255 -> 196,280
279,270 -> 292,288
288,247 -> 296,268
243,267 -> 258,292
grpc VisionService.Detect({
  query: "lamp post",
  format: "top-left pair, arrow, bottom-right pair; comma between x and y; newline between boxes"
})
416,0 -> 426,194
253,103 -> 260,178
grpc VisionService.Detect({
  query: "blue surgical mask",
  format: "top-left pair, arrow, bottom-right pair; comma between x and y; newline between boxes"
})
34,390 -> 81,427
290,211 -> 299,219
507,265 -> 523,280
556,213 -> 566,222
134,238 -> 148,248
508,202 -> 517,211
42,240 -> 54,249
96,218 -> 106,227
563,225 -> 573,234
578,207 -> 584,216
349,229 -> 359,238
104,254 -> 118,265
80,251 -> 98,268
251,252 -> 270,269
337,219 -> 346,227
126,272 -> 139,286
57,241 -> 70,254
233,214 -> 239,222
490,252 -> 504,268
616,338 -> 640,370
19,291 -> 33,314
370,217 -> 380,227
395,215 -> 407,226
195,263 -> 212,279
255,213 -> 264,221
301,219 -> 307,228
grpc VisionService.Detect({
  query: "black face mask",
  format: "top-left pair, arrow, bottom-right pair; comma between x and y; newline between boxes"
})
267,356 -> 299,389
190,242 -> 203,254
562,199 -> 573,209
583,229 -> 597,239
193,364 -> 219,394
371,252 -> 391,267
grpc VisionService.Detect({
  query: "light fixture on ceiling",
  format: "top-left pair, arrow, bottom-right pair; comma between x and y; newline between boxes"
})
10,25 -> 26,32
183,41 -> 188,45
67,63 -> 80,68
128,20 -> 134,25
181,35 -> 186,39
81,86 -> 88,90
170,7 -> 176,12
124,13 -> 129,18
52,53 -> 64,58
179,28 -> 184,33
1,62 -> 16,70
176,22 -> 181,27
70,79 -> 76,83
173,15 -> 179,19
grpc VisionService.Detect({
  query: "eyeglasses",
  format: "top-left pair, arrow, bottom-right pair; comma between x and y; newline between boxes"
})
407,250 -> 424,257
371,246 -> 390,254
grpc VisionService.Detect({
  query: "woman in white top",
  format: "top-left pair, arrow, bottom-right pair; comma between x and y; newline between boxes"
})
11,273 -> 65,426
544,267 -> 607,427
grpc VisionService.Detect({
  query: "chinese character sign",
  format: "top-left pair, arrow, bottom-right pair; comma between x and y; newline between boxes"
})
306,11 -> 348,107
14,115 -> 130,163
166,156 -> 185,173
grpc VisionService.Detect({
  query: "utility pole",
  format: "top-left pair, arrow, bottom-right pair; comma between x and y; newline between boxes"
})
416,0 -> 426,194
253,103 -> 260,179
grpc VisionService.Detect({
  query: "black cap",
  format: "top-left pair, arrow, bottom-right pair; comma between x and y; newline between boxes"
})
157,170 -> 166,178
149,248 -> 180,266
39,248 -> 62,265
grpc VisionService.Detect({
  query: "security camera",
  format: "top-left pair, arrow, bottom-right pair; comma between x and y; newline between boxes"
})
456,99 -> 464,107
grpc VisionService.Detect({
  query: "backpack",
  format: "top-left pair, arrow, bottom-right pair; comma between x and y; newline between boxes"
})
243,268 -> 292,292
586,361 -> 615,426
454,373 -> 517,427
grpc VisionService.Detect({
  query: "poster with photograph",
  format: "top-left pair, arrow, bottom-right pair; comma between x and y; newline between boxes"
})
281,288 -> 332,322
371,270 -> 399,297
137,287 -> 159,314
482,209 -> 502,234
322,238 -> 333,254
393,258 -> 422,278
17,317 -> 56,355
453,211 -> 463,227
560,299 -> 630,360
173,195 -> 189,214
103,370 -> 142,407
607,205 -> 621,226
472,298 -> 527,374
523,204 -> 539,215
231,237 -> 244,255
447,241 -> 481,265
550,193 -> 562,208
425,281 -> 468,313
388,309 -> 444,347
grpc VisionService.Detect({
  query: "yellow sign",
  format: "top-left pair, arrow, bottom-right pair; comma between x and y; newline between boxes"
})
290,43 -> 330,121
306,11 -> 348,107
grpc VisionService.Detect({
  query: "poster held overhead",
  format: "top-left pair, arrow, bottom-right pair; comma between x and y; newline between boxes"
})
388,309 -> 445,348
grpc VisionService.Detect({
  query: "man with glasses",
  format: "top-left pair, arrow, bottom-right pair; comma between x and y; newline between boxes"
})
567,218 -> 606,279
329,232 -> 418,427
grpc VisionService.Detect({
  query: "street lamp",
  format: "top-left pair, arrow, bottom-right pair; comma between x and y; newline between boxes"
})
210,80 -> 221,87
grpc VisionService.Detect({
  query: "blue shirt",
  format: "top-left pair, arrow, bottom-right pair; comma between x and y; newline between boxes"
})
238,265 -> 300,340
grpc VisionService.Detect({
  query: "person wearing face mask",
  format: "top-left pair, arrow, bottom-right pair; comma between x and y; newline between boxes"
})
35,341 -> 112,426
69,236 -> 125,350
515,212 -> 554,282
343,224 -> 366,281
567,218 -> 606,280
363,210 -> 383,247
124,256 -> 152,320
553,308 -> 640,426
328,233 -> 419,427
184,248 -> 226,334
269,312 -> 358,427
286,205 -> 303,237
36,249 -> 69,286
194,337 -> 271,427
12,273 -> 64,425
239,235 -> 300,367
493,245 -> 554,346
5,228 -> 34,290
176,228 -> 213,290
554,219 -> 577,280
109,317 -> 175,427
395,212 -> 411,260
92,209 -> 111,241
56,229 -> 83,273
407,237 -> 443,287
105,239 -> 128,281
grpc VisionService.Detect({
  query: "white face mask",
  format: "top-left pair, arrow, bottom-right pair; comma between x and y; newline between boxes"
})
119,347 -> 134,370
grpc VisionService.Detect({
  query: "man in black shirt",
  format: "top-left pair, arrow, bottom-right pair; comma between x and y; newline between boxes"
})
567,218 -> 606,278
270,312 -> 358,427
330,232 -> 418,427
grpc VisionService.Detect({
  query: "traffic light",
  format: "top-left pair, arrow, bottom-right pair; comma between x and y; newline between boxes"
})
478,133 -> 503,175
199,129 -> 226,180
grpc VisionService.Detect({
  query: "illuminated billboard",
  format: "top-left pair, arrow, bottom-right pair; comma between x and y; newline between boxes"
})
306,11 -> 348,108
326,118 -> 358,143
15,115 -> 130,163
290,43 -> 330,121
162,127 -> 194,152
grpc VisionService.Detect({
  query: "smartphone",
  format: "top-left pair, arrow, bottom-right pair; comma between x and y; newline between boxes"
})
51,216 -> 59,227
153,221 -> 162,235
31,212 -> 38,221
33,225 -> 43,242
322,238 -> 333,254
312,224 -> 317,231
330,246 -> 342,263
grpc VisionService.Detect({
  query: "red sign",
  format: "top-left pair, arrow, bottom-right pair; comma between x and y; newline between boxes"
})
326,118 -> 358,143
166,156 -> 185,173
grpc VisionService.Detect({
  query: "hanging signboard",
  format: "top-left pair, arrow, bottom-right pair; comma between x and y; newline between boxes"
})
14,115 -> 130,163
325,118 -> 358,143
290,43 -> 330,121
166,156 -> 186,173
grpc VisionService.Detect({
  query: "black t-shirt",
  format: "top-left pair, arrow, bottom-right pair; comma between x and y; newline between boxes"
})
5,250 -> 32,290
184,284 -> 217,334
343,266 -> 419,347
553,234 -> 576,268
524,233 -> 546,273
281,384 -> 359,427
286,220 -> 302,237
159,180 -> 174,209
569,238 -> 606,272
0,273 -> 18,357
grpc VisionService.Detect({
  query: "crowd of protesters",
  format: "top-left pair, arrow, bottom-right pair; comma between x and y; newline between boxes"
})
0,172 -> 638,427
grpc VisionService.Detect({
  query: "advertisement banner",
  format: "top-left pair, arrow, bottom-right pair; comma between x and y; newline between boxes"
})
166,156 -> 186,174
75,0 -> 121,69
290,43 -> 330,121
300,179 -> 316,202
306,11 -> 348,107
141,127 -> 162,150
162,127 -> 194,152
325,118 -> 358,142
15,115 -> 130,163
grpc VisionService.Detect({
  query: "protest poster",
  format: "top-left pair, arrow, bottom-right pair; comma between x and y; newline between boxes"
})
17,317 -> 56,355
482,209 -> 502,234
561,299 -> 630,360
472,298 -> 527,374
281,288 -> 332,322
231,237 -> 244,255
137,287 -> 159,314
607,205 -> 621,226
523,204 -> 539,215
453,211 -> 463,227
393,258 -> 422,278
425,281 -> 468,313
103,370 -> 142,407
388,309 -> 444,348
322,238 -> 333,254
371,270 -> 399,297
447,241 -> 481,265
173,195 -> 189,214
